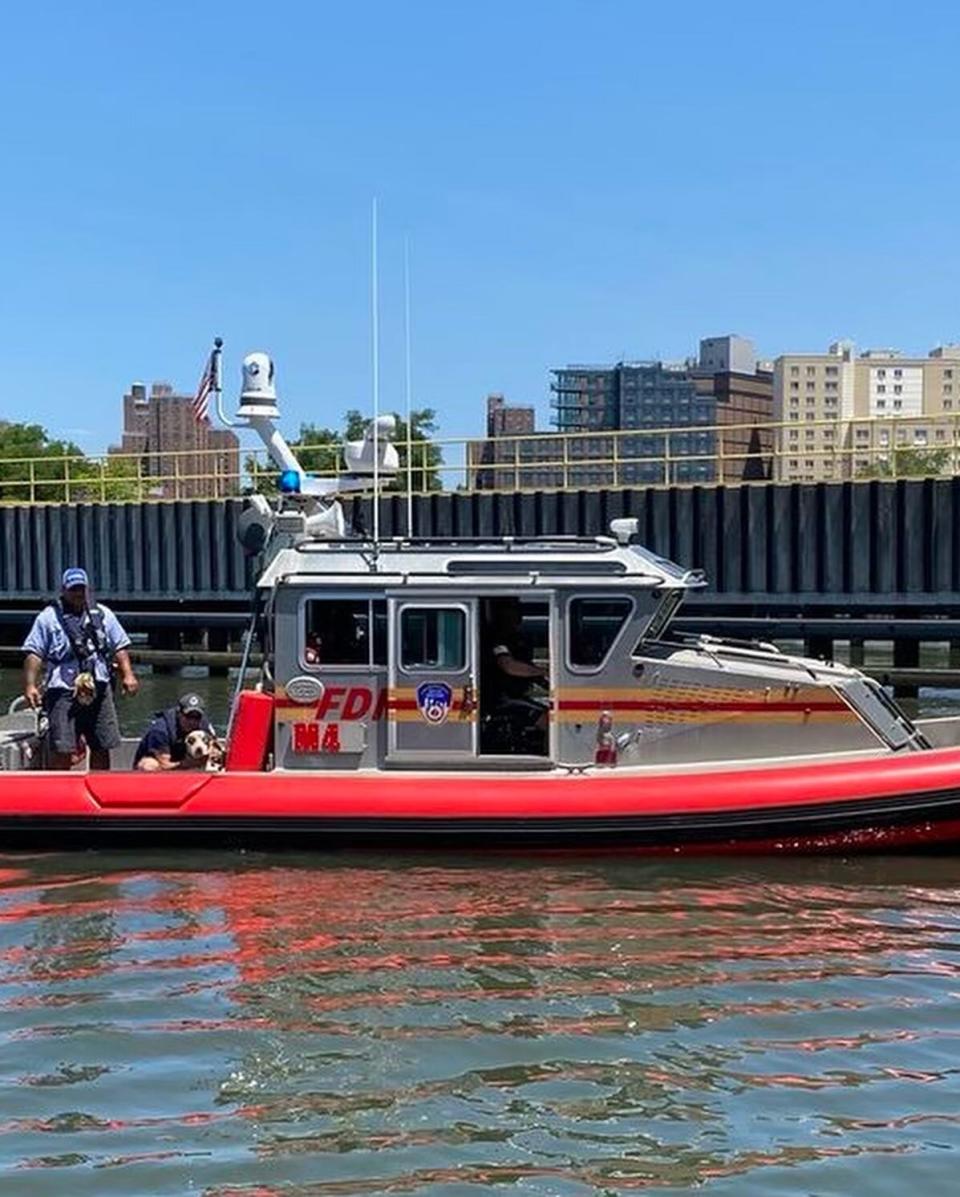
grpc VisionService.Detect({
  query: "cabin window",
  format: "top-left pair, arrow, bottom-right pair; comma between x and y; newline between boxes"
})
400,608 -> 465,671
569,597 -> 633,668
303,599 -> 387,667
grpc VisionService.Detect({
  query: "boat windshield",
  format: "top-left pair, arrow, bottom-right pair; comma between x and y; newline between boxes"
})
628,545 -> 688,580
637,590 -> 684,645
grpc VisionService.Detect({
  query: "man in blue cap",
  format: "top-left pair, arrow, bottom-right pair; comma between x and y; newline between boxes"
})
21,568 -> 139,770
133,692 -> 217,771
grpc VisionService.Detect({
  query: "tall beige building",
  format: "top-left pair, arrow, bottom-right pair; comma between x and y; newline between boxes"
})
773,342 -> 960,481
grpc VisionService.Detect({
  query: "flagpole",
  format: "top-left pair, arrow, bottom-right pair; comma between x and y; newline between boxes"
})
371,198 -> 380,551
213,336 -> 237,427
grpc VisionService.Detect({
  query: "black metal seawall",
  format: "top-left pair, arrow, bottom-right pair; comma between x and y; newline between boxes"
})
1,479 -> 959,611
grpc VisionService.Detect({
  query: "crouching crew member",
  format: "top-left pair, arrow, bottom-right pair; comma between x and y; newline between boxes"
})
134,693 -> 217,771
22,567 -> 138,771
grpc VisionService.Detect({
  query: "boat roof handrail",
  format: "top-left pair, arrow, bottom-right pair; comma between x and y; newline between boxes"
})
267,570 -> 669,589
292,535 -> 622,554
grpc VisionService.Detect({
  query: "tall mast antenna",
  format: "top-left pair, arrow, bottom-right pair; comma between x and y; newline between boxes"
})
371,198 -> 380,549
404,237 -> 413,536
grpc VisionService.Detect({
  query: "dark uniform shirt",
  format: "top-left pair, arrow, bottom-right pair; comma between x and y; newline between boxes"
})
133,707 -> 215,767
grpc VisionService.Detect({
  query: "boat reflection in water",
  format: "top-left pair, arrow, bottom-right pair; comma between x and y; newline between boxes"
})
2,852 -> 960,1192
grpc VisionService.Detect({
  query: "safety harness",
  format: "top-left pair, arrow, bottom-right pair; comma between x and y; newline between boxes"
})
52,600 -> 109,673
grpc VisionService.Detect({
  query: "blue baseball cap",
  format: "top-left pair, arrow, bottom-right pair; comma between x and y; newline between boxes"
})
61,567 -> 89,590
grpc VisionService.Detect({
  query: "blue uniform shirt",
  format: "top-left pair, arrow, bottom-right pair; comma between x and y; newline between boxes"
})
21,603 -> 131,691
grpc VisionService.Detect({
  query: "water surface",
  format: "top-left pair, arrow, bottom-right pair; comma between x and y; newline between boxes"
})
2,853 -> 960,1194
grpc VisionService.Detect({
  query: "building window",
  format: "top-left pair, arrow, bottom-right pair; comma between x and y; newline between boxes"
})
936,430 -> 947,441
877,385 -> 886,394
877,369 -> 886,379
806,381 -> 815,391
877,399 -> 886,409
894,400 -> 903,410
825,365 -> 838,377
879,431 -> 890,446
823,429 -> 835,440
856,429 -> 869,440
806,366 -> 816,376
945,400 -> 954,410
804,459 -> 814,467
945,369 -> 954,379
944,384 -> 953,394
893,384 -> 903,395
790,396 -> 799,407
806,413 -> 815,421
790,365 -> 799,376
806,395 -> 816,405
789,430 -> 799,440
790,412 -> 800,421
788,458 -> 799,468
805,430 -> 815,440
825,395 -> 838,406
790,381 -> 799,391
893,368 -> 902,378
825,381 -> 838,391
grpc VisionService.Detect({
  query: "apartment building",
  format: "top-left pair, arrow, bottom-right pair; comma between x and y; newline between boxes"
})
773,343 -> 960,481
551,336 -> 773,483
110,382 -> 240,498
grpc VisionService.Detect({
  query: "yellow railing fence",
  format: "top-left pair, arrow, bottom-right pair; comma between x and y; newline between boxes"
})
2,414 -> 960,504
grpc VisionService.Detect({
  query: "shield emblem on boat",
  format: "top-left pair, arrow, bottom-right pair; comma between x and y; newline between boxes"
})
416,682 -> 452,725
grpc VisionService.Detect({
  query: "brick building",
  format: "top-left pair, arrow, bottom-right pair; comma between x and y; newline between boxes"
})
467,395 -> 565,490
110,382 -> 240,499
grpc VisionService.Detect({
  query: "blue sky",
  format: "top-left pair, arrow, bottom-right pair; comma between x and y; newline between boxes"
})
1,1 -> 958,453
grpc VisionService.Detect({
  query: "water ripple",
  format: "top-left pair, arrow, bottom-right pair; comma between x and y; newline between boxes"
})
2,853 -> 960,1194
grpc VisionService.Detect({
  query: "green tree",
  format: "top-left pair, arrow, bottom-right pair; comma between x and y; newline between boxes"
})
0,421 -> 145,504
0,422 -> 85,503
855,446 -> 953,480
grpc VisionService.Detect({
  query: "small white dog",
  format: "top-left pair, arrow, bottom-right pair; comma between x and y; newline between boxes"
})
182,729 -> 224,771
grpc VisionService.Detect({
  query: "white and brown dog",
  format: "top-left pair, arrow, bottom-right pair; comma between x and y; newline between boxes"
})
182,729 -> 224,771
73,671 -> 97,706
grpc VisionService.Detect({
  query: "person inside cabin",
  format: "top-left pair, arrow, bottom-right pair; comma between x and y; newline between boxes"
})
133,692 -> 218,771
484,598 -> 549,749
21,567 -> 139,771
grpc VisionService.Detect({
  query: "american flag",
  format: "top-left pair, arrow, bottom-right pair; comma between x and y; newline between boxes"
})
192,350 -> 216,423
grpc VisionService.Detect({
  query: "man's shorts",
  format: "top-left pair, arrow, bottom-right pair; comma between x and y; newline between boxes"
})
44,683 -> 121,755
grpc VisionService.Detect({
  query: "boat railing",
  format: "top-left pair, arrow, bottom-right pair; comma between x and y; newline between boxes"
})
294,534 -> 624,553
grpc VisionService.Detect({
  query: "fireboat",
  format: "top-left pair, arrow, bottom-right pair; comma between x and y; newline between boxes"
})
3,351 -> 960,853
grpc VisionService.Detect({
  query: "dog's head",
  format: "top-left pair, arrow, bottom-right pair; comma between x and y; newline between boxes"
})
73,672 -> 97,707
184,729 -> 212,761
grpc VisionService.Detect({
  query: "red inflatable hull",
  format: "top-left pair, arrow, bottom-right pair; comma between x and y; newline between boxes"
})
4,747 -> 960,853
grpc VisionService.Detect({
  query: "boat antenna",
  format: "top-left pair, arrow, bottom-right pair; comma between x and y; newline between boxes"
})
404,236 -> 413,536
371,197 -> 380,554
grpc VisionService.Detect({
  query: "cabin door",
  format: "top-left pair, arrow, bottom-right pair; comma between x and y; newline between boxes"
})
386,599 -> 479,762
